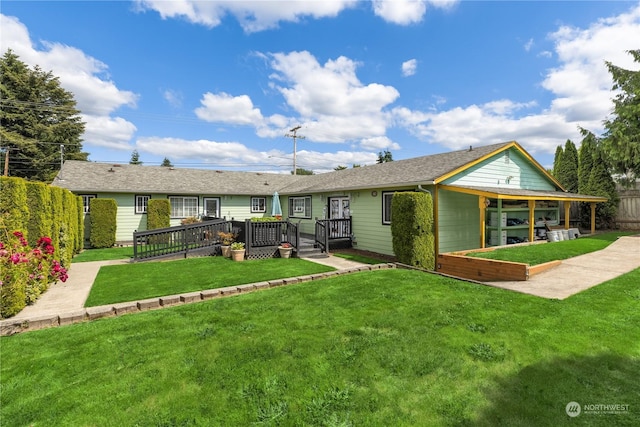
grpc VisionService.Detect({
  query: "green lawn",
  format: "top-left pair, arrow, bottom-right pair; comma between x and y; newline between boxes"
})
468,231 -> 634,265
84,257 -> 335,306
2,268 -> 638,426
333,252 -> 387,264
72,246 -> 133,263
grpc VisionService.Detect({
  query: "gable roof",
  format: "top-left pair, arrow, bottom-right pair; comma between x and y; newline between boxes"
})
279,141 -> 544,193
52,141 -> 567,196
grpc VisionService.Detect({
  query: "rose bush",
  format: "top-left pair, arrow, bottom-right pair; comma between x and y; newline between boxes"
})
1,230 -> 68,318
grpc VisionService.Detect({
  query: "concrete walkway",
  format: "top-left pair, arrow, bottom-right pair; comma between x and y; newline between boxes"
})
0,254 -> 378,335
485,235 -> 640,299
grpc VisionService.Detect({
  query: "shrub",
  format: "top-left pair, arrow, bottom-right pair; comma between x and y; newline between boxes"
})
0,177 -> 30,241
25,181 -> 53,248
0,229 -> 68,318
89,198 -> 117,248
180,216 -> 201,225
391,191 -> 435,270
147,199 -> 170,230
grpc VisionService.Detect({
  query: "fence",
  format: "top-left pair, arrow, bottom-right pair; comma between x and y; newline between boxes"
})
315,217 -> 351,252
133,219 -> 228,261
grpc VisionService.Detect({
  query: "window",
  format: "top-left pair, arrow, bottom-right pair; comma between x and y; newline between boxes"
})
203,197 -> 220,218
251,197 -> 266,213
382,190 -> 414,224
382,192 -> 394,225
135,195 -> 150,214
289,196 -> 312,218
80,194 -> 96,214
169,196 -> 198,218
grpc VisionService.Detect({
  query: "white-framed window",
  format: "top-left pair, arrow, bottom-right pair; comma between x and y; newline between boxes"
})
289,195 -> 312,218
203,197 -> 220,218
169,196 -> 198,218
135,195 -> 150,214
251,196 -> 266,213
80,194 -> 96,214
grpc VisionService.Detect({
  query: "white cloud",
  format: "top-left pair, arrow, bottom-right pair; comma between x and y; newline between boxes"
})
393,3 -> 640,156
163,89 -> 184,108
524,38 -> 534,52
0,14 -> 138,149
359,136 -> 401,151
372,0 -> 458,25
402,59 -> 417,76
265,51 -> 399,142
134,0 -> 356,33
195,92 -> 264,125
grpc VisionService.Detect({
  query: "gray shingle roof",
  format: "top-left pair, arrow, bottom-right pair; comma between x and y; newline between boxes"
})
52,142 -> 515,195
52,162 -> 303,195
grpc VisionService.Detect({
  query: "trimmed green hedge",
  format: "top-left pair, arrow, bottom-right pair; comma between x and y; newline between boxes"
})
391,191 -> 435,270
147,199 -> 170,230
25,181 -> 53,248
89,198 -> 117,248
0,177 -> 30,240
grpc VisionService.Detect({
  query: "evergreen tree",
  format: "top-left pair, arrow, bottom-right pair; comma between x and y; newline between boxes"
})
377,150 -> 393,163
0,50 -> 87,182
129,150 -> 143,165
578,131 -> 597,228
561,140 -> 579,193
552,145 -> 564,178
334,165 -> 347,171
587,147 -> 619,228
602,49 -> 640,187
161,157 -> 173,167
291,168 -> 314,175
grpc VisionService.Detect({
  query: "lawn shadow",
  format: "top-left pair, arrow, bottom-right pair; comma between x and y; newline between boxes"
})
476,353 -> 638,426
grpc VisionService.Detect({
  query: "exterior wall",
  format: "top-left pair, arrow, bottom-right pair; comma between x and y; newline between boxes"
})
437,189 -> 480,253
81,192 -> 277,244
444,148 -> 556,191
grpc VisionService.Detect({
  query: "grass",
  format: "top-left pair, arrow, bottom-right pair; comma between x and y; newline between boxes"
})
333,252 -> 387,264
1,268 -> 638,426
467,231 -> 635,265
84,257 -> 335,306
72,246 -> 133,263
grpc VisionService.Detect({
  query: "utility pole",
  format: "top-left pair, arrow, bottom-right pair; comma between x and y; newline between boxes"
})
284,125 -> 305,175
59,144 -> 65,180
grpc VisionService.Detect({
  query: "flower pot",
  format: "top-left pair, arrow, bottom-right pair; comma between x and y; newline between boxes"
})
278,247 -> 293,259
220,245 -> 231,258
231,249 -> 245,261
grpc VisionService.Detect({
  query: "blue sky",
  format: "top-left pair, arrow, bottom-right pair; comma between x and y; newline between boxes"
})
2,1 -> 639,173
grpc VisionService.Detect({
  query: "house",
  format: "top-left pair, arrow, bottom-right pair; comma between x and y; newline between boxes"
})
52,141 -> 607,257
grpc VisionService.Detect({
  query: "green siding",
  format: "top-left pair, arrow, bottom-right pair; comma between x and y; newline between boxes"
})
444,148 -> 556,190
438,189 -> 480,253
350,189 -> 394,256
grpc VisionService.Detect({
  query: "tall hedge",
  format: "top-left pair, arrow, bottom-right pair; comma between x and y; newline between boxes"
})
76,196 -> 85,250
391,191 -> 435,270
89,198 -> 117,248
49,186 -> 64,258
0,177 -> 30,239
147,199 -> 170,230
25,181 -> 53,248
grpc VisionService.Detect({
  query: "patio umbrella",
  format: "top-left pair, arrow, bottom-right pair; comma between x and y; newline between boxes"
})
271,191 -> 283,217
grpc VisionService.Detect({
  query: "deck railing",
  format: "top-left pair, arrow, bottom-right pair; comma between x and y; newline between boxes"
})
315,217 -> 352,253
133,219 -> 228,261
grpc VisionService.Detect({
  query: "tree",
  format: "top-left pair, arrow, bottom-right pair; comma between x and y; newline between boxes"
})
553,140 -> 578,193
602,49 -> 640,187
0,50 -> 87,182
377,150 -> 393,163
129,150 -> 142,165
578,130 -> 618,228
334,165 -> 347,171
291,168 -> 314,175
161,157 -> 173,167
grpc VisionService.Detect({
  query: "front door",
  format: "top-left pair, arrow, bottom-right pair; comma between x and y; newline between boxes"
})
328,197 -> 350,238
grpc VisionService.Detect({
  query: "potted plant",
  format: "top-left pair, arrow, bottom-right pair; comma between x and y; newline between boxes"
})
278,242 -> 293,258
217,231 -> 236,258
230,242 -> 246,261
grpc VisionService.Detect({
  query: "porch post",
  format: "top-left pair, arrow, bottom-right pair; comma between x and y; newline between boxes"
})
564,202 -> 570,229
479,196 -> 487,249
528,200 -> 535,242
590,202 -> 596,234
